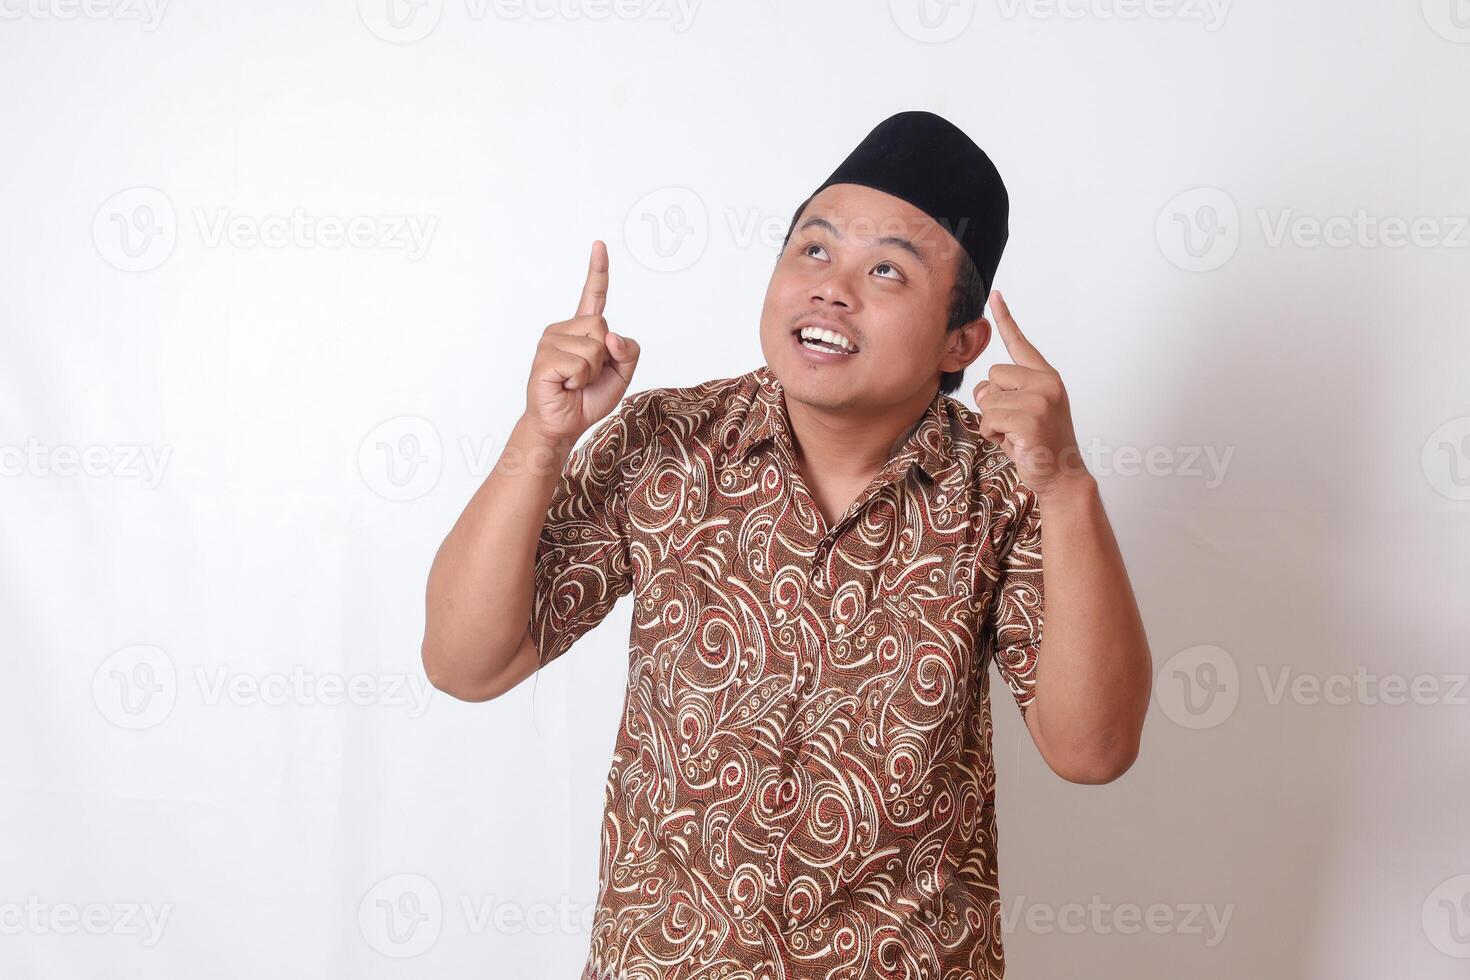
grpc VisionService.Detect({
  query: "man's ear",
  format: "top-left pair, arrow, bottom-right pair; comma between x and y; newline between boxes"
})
938,316 -> 992,375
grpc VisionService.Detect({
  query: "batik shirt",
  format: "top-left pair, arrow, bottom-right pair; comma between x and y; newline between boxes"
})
531,363 -> 1046,980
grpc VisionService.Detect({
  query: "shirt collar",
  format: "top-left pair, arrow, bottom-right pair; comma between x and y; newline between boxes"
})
726,364 -> 960,483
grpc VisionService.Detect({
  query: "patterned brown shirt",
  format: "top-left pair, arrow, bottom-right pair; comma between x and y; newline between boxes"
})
531,363 -> 1045,980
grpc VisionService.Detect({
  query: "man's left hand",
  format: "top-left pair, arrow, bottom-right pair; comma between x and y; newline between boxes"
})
974,290 -> 1092,499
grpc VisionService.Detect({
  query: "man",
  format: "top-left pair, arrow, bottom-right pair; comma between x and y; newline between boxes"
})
421,110 -> 1152,980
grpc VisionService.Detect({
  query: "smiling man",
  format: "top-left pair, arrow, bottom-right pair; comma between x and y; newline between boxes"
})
422,110 -> 1152,980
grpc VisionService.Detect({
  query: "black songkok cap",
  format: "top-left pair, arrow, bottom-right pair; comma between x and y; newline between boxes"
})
805,110 -> 1009,295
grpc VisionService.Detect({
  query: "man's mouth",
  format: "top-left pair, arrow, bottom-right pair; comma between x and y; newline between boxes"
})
793,324 -> 859,355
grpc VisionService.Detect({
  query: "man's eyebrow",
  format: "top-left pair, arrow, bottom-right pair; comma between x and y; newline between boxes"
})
796,216 -> 932,273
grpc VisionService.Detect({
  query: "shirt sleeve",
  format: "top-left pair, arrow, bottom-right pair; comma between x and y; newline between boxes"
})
528,392 -> 650,670
988,482 -> 1046,718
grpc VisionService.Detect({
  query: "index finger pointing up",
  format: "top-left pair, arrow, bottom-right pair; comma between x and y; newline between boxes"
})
990,290 -> 1052,371
576,240 -> 609,319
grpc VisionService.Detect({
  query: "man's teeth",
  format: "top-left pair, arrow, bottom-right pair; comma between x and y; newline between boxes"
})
798,325 -> 857,353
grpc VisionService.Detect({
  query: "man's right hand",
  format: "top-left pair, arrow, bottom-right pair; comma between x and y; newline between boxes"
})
526,240 -> 641,446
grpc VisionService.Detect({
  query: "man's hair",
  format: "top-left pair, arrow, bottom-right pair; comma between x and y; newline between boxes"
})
780,196 -> 986,397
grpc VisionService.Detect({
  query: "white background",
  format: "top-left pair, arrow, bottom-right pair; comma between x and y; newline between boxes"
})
2,1 -> 1468,977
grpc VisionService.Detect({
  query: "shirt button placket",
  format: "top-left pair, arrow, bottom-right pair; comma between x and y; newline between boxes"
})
811,534 -> 833,593
779,536 -> 826,759
805,536 -> 834,699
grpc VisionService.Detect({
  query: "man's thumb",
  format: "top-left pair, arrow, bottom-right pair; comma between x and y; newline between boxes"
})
606,332 -> 640,381
607,331 -> 639,363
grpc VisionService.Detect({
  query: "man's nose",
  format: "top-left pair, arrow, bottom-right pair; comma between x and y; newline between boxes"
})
811,271 -> 858,309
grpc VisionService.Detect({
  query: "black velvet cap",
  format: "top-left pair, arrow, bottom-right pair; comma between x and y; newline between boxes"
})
805,110 -> 1009,294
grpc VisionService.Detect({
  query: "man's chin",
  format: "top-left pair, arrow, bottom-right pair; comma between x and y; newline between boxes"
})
768,364 -> 860,410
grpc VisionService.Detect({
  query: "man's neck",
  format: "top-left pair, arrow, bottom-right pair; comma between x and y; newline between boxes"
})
782,385 -> 935,483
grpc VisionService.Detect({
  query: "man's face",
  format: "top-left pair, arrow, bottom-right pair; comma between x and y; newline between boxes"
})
758,182 -> 985,412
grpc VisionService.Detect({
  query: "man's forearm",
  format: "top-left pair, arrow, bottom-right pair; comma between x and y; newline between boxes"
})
1028,476 -> 1152,782
421,414 -> 571,697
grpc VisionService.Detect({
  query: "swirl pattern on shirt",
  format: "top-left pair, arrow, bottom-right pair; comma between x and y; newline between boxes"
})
532,365 -> 1045,980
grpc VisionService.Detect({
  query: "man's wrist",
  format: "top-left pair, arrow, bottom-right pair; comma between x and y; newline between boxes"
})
502,415 -> 577,480
1033,471 -> 1099,509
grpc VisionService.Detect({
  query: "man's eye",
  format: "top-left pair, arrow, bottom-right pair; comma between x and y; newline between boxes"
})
874,261 -> 903,281
802,242 -> 827,260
